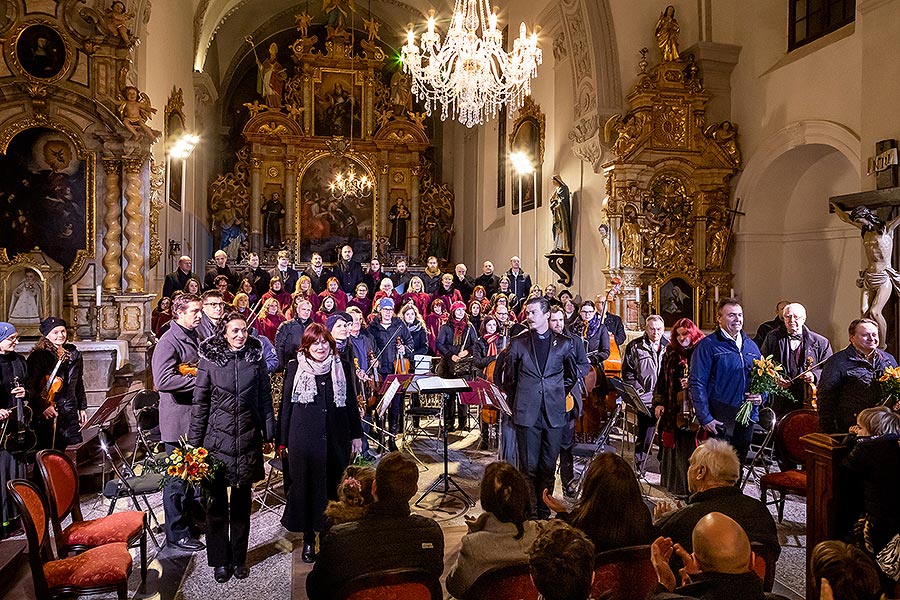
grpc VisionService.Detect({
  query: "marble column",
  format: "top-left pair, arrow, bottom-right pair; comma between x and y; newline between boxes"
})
284,157 -> 297,240
250,156 -> 262,252
101,159 -> 122,292
122,158 -> 145,293
410,166 -> 421,261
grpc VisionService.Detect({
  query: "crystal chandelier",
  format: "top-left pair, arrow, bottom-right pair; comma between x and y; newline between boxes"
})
401,0 -> 542,128
329,163 -> 372,200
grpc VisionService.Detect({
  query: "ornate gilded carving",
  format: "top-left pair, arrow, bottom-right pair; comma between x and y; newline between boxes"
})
652,105 -> 687,148
101,159 -> 122,292
122,157 -> 145,293
123,306 -> 142,332
418,157 -> 455,264
208,148 -> 251,257
148,159 -> 165,270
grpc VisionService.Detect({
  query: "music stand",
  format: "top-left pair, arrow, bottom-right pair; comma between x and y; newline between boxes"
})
410,377 -> 475,508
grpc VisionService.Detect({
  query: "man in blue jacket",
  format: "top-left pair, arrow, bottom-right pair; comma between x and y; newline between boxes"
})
689,299 -> 762,463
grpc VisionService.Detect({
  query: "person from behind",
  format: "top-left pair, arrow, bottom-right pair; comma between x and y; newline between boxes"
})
527,520 -> 595,600
306,452 -> 444,599
324,465 -> 375,527
649,512 -> 766,599
446,462 -> 541,598
810,540 -> 885,600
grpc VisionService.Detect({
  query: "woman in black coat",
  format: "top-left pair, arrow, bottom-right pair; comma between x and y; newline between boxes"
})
0,323 -> 28,538
279,322 -> 363,563
26,317 -> 86,451
190,311 -> 275,583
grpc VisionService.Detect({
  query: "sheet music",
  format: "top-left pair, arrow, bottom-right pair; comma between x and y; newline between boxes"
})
376,378 -> 401,418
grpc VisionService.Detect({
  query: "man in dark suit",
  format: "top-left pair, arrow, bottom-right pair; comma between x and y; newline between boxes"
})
163,255 -> 195,298
502,296 -> 576,518
451,263 -> 475,302
506,255 -> 532,305
269,250 -> 299,294
474,260 -> 501,298
759,302 -> 832,417
333,244 -> 363,296
241,252 -> 270,300
302,252 -> 331,294
204,250 -> 238,292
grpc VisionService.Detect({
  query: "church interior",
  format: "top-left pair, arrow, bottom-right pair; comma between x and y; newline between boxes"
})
0,0 -> 898,599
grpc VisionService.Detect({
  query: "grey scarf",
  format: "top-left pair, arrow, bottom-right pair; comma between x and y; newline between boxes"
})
292,351 -> 346,407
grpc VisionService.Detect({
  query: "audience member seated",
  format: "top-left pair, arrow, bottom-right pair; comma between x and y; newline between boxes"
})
544,452 -> 655,552
527,520 -> 595,600
306,452 -> 444,599
655,440 -> 780,561
446,462 -> 542,598
324,465 -> 375,527
810,540 -> 886,600
649,512 -> 768,600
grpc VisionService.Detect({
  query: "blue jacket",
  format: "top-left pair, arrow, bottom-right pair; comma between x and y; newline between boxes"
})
689,329 -> 761,433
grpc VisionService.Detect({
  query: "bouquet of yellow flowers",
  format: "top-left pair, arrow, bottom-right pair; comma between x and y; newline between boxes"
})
878,365 -> 900,404
156,437 -> 220,495
736,355 -> 792,426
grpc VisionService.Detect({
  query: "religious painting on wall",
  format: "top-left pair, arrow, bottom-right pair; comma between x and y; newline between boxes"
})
313,70 -> 362,138
658,276 -> 696,327
298,156 -> 374,262
509,97 -> 545,215
13,23 -> 68,81
0,127 -> 94,274
388,190 -> 410,254
166,93 -> 186,211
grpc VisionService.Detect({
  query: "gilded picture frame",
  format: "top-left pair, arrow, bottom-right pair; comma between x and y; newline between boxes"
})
509,96 -> 545,215
655,274 -> 700,328
9,20 -> 72,83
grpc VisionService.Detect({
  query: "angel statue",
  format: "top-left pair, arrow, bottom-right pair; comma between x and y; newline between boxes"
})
117,86 -> 161,141
655,5 -> 680,62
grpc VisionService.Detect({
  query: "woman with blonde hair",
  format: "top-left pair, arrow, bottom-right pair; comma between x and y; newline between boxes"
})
401,276 -> 430,316
255,297 -> 285,344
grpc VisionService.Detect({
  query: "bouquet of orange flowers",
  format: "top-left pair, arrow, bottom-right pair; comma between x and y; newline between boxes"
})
736,355 -> 792,426
157,437 -> 220,495
878,365 -> 900,404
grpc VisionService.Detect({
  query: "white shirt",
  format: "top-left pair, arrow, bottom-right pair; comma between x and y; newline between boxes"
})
720,327 -> 743,351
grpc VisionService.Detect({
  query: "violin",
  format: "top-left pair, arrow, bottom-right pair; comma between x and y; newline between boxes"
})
675,362 -> 700,432
177,362 -> 198,377
40,348 -> 70,411
366,350 -> 381,409
394,337 -> 410,374
2,376 -> 35,458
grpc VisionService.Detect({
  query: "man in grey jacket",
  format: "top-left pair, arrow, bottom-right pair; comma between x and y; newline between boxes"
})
151,293 -> 205,552
623,314 -> 668,465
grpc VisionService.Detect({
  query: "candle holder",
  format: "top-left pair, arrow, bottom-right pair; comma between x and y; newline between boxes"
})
94,305 -> 103,342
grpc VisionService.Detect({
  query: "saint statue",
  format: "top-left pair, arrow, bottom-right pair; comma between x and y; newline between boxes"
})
262,192 -> 286,249
655,5 -> 680,63
247,37 -> 286,109
620,205 -> 643,268
8,269 -> 43,324
388,197 -> 411,251
706,209 -> 729,269
550,175 -> 573,253
832,203 -> 900,348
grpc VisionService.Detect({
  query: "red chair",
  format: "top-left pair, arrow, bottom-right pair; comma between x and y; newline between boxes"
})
36,449 -> 148,580
7,479 -> 133,600
591,545 -> 657,600
335,568 -> 443,600
463,562 -> 539,600
759,408 -> 819,522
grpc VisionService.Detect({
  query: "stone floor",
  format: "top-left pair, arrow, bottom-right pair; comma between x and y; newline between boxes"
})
1,417 -> 808,600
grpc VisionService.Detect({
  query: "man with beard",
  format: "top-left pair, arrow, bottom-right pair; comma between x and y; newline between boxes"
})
303,252 -> 332,294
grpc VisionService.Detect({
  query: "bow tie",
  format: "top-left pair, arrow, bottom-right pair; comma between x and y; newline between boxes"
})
789,334 -> 802,341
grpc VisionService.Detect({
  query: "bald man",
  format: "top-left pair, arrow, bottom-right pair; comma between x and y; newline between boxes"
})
759,302 -> 832,417
163,255 -> 195,298
649,512 -> 767,599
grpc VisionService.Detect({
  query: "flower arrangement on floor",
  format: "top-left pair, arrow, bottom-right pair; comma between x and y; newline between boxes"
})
736,355 -> 792,426
154,437 -> 220,497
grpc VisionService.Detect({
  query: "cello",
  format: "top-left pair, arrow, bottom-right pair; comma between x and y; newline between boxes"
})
1,376 -> 35,458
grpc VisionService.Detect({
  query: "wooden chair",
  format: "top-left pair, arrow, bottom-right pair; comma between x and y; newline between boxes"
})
591,544 -> 657,600
759,408 -> 819,522
334,568 -> 443,600
463,562 -> 539,600
750,541 -> 777,592
7,479 -> 133,600
36,449 -> 148,580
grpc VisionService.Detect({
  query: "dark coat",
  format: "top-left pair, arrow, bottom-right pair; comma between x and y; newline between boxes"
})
603,312 -> 627,347
567,320 -> 611,367
189,335 -> 274,487
333,259 -> 363,294
406,324 -> 431,356
367,317 -> 414,375
753,317 -> 783,348
204,265 -> 238,292
306,501 -> 444,600
273,316 -> 313,371
422,270 -> 443,295
26,343 -> 86,447
760,325 -> 832,415
502,329 -> 576,428
650,571 -> 767,600
152,322 -> 200,442
474,273 -> 501,298
278,346 -> 363,533
242,266 -> 271,299
0,352 -> 28,412
844,432 -> 900,552
163,269 -> 195,298
817,345 -> 897,434
388,270 -> 412,295
195,312 -> 218,342
362,269 -> 385,299
622,334 -> 669,406
269,266 -> 299,296
505,269 -> 532,303
655,485 -> 780,560
452,274 -> 475,302
303,266 -> 332,294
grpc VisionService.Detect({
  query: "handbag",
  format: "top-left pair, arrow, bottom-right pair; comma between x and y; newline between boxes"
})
876,533 -> 900,580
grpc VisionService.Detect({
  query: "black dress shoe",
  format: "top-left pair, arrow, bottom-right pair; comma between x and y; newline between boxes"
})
214,565 -> 232,583
233,563 -> 250,579
170,537 -> 205,551
301,541 -> 316,563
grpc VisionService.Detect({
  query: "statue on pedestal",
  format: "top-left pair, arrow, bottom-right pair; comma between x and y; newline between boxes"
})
655,5 -> 680,63
550,175 -> 572,253
262,192 -> 286,249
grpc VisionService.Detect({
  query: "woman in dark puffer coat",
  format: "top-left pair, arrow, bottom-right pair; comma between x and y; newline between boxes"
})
190,311 -> 275,583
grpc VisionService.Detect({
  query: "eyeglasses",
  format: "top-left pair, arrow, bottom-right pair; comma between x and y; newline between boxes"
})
204,302 -> 225,308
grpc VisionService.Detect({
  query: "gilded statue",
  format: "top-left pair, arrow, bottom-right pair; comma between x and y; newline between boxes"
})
832,203 -> 900,348
620,205 -> 643,268
706,208 -> 728,269
705,121 -> 741,164
117,86 -> 161,141
364,17 -> 381,42
550,175 -> 572,253
100,1 -> 135,46
655,5 -> 680,63
295,12 -> 313,38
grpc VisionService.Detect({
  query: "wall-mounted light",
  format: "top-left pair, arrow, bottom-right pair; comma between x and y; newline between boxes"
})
168,133 -> 200,159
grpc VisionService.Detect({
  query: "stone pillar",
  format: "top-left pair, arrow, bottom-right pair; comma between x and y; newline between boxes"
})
681,42 -> 741,124
284,157 -> 297,239
250,156 -> 262,252
122,158 -> 145,293
410,166 -> 421,261
101,159 -> 122,292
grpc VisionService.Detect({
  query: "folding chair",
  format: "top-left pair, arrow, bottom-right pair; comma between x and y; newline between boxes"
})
741,407 -> 778,490
254,454 -> 287,512
129,389 -> 164,470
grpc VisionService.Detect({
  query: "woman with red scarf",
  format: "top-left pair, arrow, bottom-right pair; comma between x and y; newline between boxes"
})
652,317 -> 705,497
261,277 -> 292,313
436,301 -> 479,431
424,298 -> 448,353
